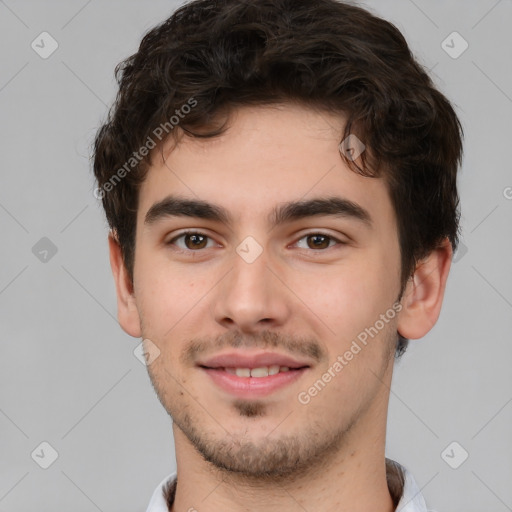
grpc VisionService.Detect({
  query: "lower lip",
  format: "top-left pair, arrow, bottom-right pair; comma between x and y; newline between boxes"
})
201,367 -> 309,398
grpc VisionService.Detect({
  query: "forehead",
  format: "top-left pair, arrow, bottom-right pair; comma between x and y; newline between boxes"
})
137,103 -> 395,231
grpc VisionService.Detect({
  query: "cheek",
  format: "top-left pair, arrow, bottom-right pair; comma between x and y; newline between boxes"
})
293,275 -> 363,335
288,257 -> 390,328
135,253 -> 218,342
134,257 -> 188,330
285,256 -> 399,373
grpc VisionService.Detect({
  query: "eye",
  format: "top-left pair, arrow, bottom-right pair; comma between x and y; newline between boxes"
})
167,231 -> 217,251
294,233 -> 343,250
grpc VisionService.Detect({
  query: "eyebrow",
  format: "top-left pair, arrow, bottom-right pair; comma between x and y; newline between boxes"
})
144,195 -> 373,229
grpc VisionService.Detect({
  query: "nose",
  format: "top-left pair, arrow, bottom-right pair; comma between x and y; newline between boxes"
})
211,245 -> 291,333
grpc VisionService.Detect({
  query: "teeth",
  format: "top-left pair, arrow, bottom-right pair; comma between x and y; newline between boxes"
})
268,365 -> 280,375
249,367 -> 268,377
235,368 -> 251,377
225,366 -> 292,377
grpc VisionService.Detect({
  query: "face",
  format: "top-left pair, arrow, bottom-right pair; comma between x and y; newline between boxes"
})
125,103 -> 404,478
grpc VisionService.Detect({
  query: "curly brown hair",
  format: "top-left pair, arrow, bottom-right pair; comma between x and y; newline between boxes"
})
92,0 -> 464,358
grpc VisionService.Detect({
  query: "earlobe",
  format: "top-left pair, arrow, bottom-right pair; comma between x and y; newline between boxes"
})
397,238 -> 453,340
108,233 -> 142,338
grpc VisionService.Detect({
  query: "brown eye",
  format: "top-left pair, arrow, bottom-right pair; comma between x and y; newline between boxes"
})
169,232 -> 214,251
307,234 -> 331,249
298,233 -> 337,250
184,233 -> 208,249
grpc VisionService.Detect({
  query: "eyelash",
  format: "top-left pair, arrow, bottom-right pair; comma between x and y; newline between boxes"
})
167,230 -> 345,253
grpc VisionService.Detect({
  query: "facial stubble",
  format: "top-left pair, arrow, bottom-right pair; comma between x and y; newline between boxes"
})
145,326 -> 397,484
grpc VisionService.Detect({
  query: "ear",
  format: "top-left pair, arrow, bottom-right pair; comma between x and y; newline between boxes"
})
397,238 -> 453,339
108,232 -> 142,338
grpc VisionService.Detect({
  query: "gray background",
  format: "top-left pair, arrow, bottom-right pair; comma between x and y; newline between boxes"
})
0,0 -> 511,511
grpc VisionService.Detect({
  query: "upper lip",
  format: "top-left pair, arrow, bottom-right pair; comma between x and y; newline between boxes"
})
197,351 -> 312,369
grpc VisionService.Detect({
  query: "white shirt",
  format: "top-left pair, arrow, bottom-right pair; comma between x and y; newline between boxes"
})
145,460 -> 431,512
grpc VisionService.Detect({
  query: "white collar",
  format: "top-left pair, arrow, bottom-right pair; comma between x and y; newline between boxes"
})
145,471 -> 176,512
395,466 -> 429,511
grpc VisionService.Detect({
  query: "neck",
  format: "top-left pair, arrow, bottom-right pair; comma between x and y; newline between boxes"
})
170,411 -> 395,512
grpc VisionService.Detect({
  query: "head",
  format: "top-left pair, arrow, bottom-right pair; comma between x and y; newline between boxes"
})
93,0 -> 463,478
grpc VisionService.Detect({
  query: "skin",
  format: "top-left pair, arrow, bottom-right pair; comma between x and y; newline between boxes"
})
109,103 -> 452,512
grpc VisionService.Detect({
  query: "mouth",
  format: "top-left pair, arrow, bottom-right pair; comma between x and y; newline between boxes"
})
199,364 -> 308,376
198,364 -> 310,397
196,350 -> 314,398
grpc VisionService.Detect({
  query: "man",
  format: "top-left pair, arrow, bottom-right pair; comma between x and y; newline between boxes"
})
93,0 -> 463,510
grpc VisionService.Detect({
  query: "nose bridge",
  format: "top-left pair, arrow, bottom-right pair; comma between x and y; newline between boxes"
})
212,240 -> 289,329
